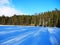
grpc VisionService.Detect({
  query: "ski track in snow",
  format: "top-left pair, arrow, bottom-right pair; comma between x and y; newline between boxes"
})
0,26 -> 60,45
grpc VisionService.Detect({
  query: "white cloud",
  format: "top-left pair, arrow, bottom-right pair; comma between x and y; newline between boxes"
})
0,0 -> 10,6
0,7 -> 23,16
0,0 -> 9,4
0,0 -> 24,16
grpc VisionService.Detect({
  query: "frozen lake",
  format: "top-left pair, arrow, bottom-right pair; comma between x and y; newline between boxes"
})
0,26 -> 60,45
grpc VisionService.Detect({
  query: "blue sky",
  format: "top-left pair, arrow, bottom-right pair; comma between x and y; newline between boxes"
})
12,0 -> 60,14
0,0 -> 60,16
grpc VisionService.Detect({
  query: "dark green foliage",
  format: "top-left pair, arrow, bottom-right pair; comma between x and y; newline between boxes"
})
0,9 -> 60,27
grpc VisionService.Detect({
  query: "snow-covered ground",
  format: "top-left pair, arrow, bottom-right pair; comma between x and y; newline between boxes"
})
0,26 -> 60,45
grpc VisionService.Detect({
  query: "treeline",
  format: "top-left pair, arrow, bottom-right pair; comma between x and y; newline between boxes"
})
0,9 -> 60,27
